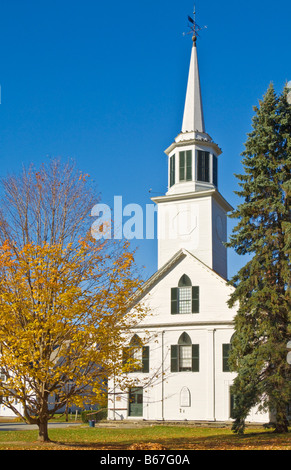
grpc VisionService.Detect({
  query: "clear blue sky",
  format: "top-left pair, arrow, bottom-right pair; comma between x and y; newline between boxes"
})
0,0 -> 290,281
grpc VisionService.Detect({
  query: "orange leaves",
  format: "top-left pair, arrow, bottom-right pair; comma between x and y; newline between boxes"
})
78,172 -> 90,182
0,240 -> 14,268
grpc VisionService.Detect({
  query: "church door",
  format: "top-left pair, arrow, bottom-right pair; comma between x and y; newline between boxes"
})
128,387 -> 143,417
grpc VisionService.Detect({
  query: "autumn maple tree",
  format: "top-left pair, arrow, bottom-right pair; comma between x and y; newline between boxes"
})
0,159 -> 146,441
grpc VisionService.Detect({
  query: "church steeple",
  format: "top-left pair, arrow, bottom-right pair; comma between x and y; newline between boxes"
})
163,12 -> 221,196
182,35 -> 205,133
151,11 -> 233,279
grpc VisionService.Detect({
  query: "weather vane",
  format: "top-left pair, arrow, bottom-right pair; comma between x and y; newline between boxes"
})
183,6 -> 207,43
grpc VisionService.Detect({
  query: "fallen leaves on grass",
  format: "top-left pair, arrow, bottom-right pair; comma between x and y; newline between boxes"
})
128,442 -> 166,450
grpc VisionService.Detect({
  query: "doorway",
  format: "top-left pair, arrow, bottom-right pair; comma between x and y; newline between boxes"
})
128,387 -> 143,417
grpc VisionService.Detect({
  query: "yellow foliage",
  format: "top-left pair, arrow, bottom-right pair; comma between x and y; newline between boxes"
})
0,237 -> 146,418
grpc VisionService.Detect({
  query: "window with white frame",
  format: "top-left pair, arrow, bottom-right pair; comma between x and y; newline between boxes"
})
123,334 -> 149,373
171,275 -> 199,314
171,332 -> 199,372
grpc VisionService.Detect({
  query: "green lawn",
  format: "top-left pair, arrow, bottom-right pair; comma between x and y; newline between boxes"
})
0,424 -> 290,450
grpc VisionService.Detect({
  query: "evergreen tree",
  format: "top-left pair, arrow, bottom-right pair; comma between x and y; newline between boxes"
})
227,83 -> 291,434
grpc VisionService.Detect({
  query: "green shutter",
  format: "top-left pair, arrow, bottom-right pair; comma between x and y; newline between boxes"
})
213,154 -> 218,187
179,152 -> 185,181
170,155 -> 175,187
205,151 -> 210,182
122,347 -> 130,367
171,345 -> 178,372
222,344 -> 231,372
192,286 -> 199,313
192,344 -> 199,372
186,150 -> 192,181
142,346 -> 149,373
197,151 -> 210,182
171,287 -> 178,314
197,150 -> 203,181
173,155 -> 176,183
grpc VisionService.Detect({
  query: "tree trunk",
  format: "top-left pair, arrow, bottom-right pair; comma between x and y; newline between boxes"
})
38,420 -> 50,442
274,406 -> 289,433
274,421 -> 289,433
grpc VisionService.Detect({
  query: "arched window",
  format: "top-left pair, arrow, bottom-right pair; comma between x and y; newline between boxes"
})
178,332 -> 192,345
178,333 -> 192,371
130,334 -> 143,348
178,274 -> 191,287
123,335 -> 149,374
171,275 -> 199,314
171,333 -> 199,373
180,387 -> 191,407
177,275 -> 192,314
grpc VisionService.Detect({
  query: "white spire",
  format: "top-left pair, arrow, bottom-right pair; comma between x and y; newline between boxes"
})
181,38 -> 205,133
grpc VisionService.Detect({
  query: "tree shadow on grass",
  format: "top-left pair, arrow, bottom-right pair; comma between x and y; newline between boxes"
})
157,431 -> 291,450
46,431 -> 290,451
2,429 -> 289,450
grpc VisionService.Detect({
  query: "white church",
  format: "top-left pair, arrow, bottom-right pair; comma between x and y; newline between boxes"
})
107,24 -> 270,424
